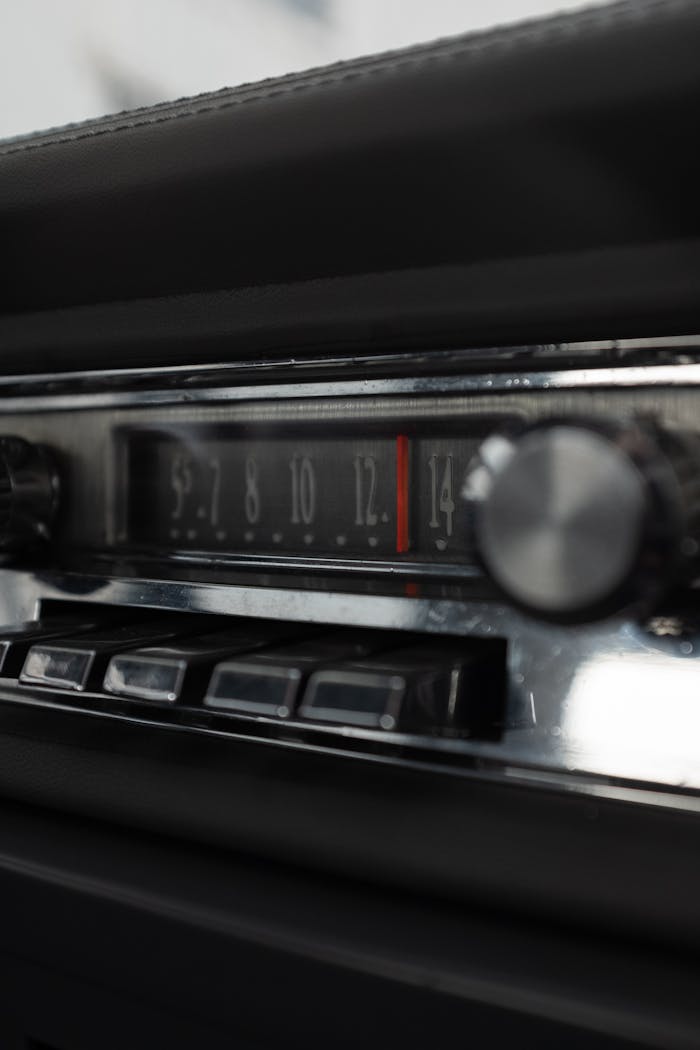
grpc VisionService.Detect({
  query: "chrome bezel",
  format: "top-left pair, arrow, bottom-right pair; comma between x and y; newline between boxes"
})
1,336 -> 700,801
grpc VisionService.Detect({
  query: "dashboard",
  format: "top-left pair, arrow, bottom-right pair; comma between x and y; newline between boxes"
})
1,2 -> 700,1048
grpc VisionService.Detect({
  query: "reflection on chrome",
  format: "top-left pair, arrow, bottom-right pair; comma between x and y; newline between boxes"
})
563,654 -> 700,787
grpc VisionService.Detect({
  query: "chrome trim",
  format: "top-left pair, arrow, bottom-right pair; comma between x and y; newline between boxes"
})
0,568 -> 507,635
0,333 -> 698,394
2,361 -> 700,414
123,550 -> 483,580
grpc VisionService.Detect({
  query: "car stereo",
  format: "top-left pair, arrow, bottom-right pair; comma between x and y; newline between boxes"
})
0,336 -> 699,797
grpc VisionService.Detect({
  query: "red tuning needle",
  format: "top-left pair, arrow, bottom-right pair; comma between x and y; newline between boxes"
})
396,434 -> 409,553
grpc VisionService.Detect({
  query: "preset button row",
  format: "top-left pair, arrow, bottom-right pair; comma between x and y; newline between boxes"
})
1,615 -> 505,736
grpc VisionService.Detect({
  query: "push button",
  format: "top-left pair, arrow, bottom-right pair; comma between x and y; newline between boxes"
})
103,621 -> 308,703
206,662 -> 302,718
204,632 -> 388,718
19,616 -> 223,692
299,640 -> 506,734
301,667 -> 407,729
0,616 -> 107,678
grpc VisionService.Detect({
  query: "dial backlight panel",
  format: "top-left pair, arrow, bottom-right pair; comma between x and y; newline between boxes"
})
124,425 -> 486,563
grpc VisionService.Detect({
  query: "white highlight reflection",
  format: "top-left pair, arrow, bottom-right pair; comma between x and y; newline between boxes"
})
563,655 -> 700,787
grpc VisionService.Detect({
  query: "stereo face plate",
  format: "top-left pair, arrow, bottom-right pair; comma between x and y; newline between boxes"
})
0,345 -> 700,801
3,379 -> 700,583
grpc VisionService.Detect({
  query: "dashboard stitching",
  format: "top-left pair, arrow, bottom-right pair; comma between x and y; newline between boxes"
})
0,0 -> 688,159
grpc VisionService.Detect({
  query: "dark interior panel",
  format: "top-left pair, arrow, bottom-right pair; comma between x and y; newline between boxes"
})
1,1 -> 699,370
2,2 -> 700,1047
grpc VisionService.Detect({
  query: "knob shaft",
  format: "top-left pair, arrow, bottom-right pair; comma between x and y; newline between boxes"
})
0,436 -> 58,551
465,420 -> 694,619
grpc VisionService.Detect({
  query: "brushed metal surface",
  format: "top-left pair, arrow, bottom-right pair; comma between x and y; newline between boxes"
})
475,426 -> 647,614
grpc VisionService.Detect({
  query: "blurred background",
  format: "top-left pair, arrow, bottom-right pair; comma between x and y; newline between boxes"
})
1,0 -> 602,140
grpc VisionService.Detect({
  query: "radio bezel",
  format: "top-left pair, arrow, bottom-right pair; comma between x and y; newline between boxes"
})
1,338 -> 700,801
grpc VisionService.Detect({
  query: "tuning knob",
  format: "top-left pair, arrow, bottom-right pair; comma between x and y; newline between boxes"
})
464,420 -> 699,620
0,436 -> 58,551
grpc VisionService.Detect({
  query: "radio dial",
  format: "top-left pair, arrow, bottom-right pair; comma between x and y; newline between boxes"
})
466,420 -> 699,619
0,436 -> 59,551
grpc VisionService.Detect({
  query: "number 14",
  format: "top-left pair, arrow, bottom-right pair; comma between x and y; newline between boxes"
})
428,454 -> 455,537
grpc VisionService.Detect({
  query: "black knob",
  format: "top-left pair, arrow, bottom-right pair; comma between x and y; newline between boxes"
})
0,436 -> 58,551
464,420 -> 697,620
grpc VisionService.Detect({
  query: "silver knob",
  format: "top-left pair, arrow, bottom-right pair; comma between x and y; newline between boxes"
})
465,421 -> 694,619
0,436 -> 58,551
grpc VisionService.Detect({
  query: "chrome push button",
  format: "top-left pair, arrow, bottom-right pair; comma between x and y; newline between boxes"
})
0,616 -> 105,678
299,641 -> 507,735
300,667 -> 408,729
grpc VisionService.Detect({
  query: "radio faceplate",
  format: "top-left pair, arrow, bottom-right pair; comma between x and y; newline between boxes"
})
0,343 -> 699,803
2,373 -> 700,583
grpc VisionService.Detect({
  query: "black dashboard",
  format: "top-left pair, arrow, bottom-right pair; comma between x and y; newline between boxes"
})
1,2 -> 700,1048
